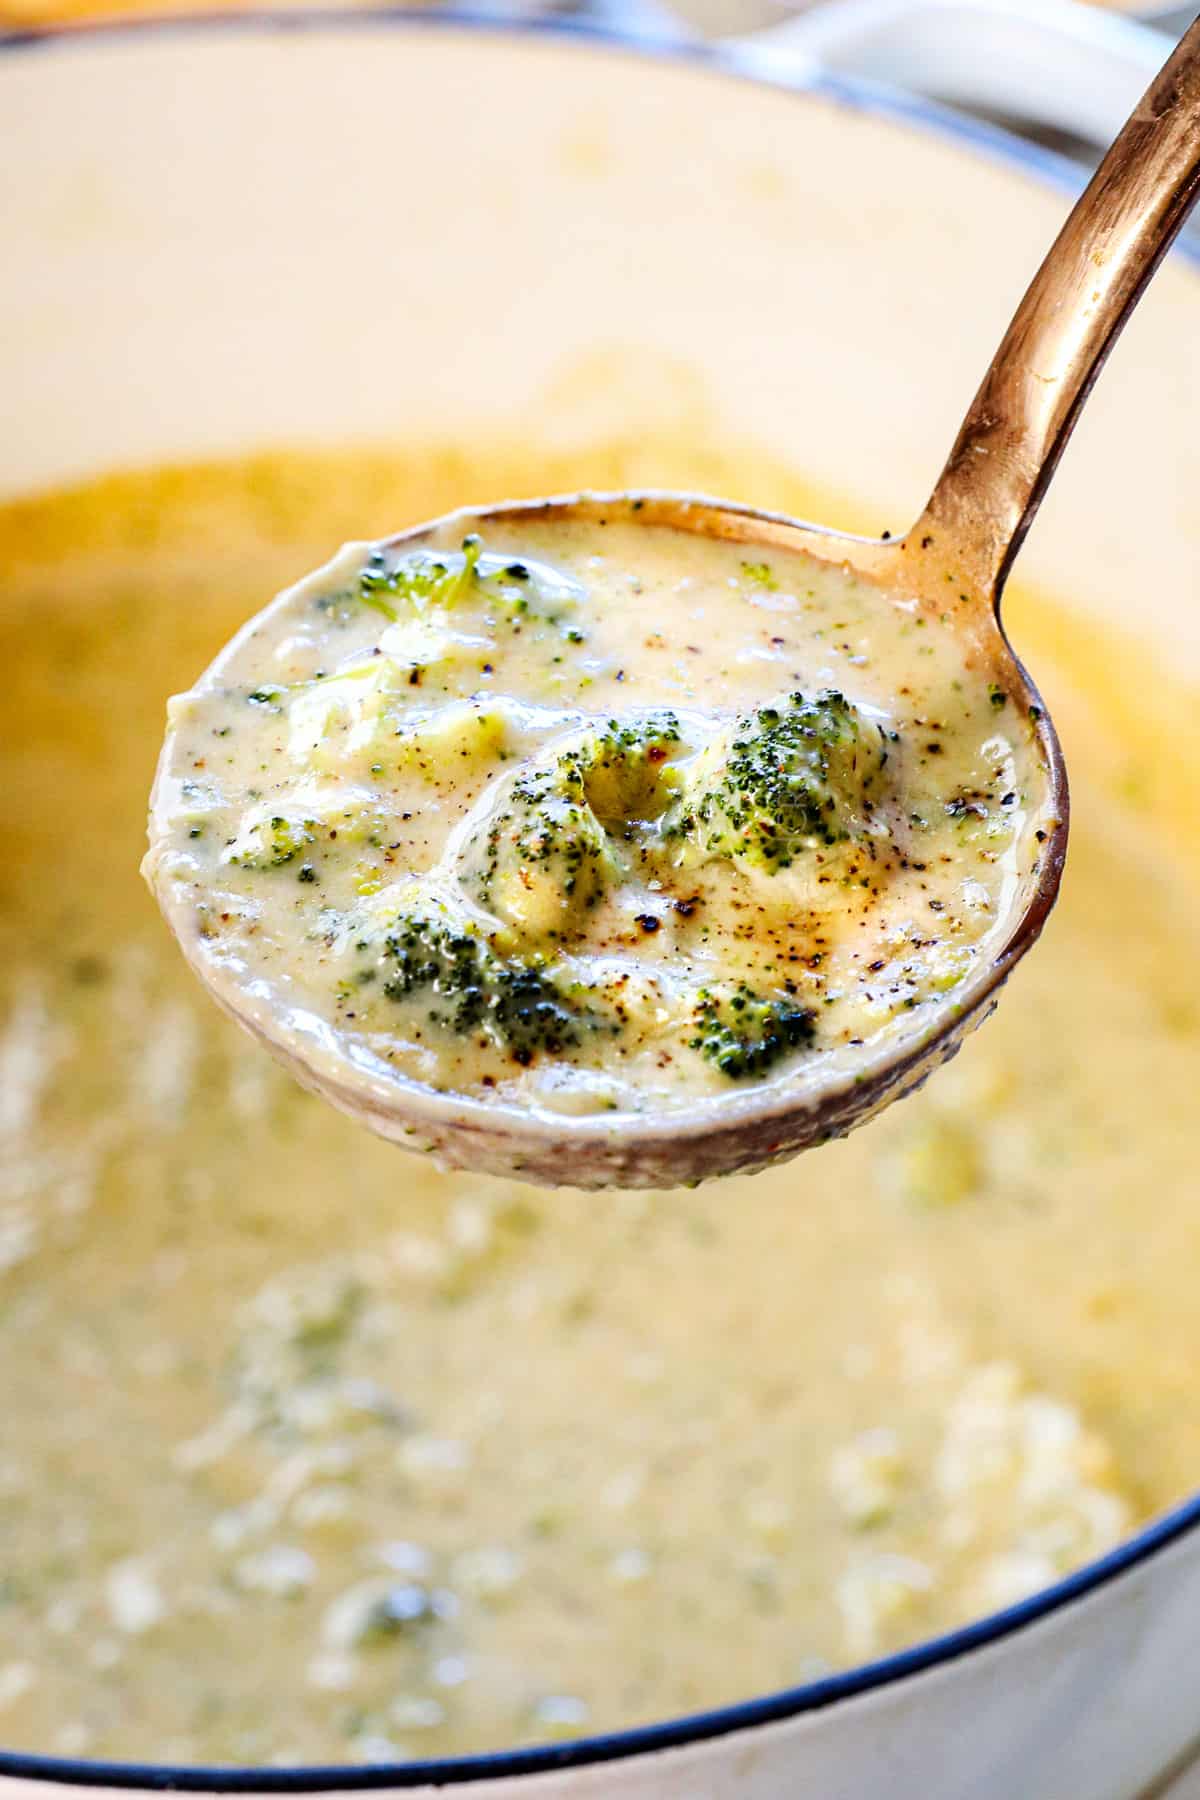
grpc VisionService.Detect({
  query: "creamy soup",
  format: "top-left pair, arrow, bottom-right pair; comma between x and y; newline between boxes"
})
1,443 -> 1198,1768
145,508 -> 1052,1147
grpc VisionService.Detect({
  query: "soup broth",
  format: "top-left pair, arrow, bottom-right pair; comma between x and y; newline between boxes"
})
0,442 -> 1198,1767
145,506 -> 1050,1140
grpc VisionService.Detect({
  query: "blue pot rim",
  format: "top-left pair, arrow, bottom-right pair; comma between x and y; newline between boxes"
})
1,10 -> 1197,1788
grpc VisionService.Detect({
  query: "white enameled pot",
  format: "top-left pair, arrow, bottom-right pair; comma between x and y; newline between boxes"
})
741,0 -> 1168,148
3,16 -> 1200,1798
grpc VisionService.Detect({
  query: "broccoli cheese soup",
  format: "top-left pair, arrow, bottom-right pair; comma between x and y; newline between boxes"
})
1,442 -> 1198,1769
144,506 -> 1054,1160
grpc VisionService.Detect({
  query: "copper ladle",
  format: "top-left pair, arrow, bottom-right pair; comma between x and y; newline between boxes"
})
150,21 -> 1200,1187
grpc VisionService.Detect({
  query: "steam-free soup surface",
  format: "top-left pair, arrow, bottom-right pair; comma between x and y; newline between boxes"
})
1,444 -> 1198,1767
145,512 -> 1049,1141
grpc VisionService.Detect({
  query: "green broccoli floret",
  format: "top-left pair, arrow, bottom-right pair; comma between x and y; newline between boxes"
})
357,534 -> 483,621
379,912 -> 590,1066
455,715 -> 684,943
466,757 -> 613,943
689,983 -> 817,1079
574,715 -> 683,829
353,536 -> 587,640
664,690 -> 889,874
227,813 -> 316,869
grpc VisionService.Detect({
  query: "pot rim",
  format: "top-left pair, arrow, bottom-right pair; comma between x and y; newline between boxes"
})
2,9 -> 1198,1787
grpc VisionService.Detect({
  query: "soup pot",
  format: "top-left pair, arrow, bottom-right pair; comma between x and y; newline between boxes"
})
2,14 -> 1200,1798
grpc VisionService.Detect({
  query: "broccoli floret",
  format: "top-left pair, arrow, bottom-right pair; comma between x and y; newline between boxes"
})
357,535 -> 483,621
664,690 -> 889,874
574,715 -> 683,827
488,758 -> 612,917
689,983 -> 817,1079
353,536 -> 587,639
227,813 -> 317,869
459,755 -> 614,943
380,911 -> 589,1066
222,783 -> 389,871
455,715 -> 684,943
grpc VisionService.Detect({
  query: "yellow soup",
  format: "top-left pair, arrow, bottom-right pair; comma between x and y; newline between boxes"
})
1,441 -> 1198,1768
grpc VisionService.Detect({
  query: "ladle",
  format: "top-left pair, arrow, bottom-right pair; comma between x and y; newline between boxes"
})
150,20 -> 1200,1187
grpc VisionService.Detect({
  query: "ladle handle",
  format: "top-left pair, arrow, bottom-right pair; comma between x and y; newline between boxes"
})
913,13 -> 1200,601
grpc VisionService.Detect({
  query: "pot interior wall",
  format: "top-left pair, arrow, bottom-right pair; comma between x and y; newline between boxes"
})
1,23 -> 1198,667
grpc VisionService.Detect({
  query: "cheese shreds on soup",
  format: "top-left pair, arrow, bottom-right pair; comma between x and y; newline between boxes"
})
144,509 -> 1052,1132
0,443 -> 1197,1767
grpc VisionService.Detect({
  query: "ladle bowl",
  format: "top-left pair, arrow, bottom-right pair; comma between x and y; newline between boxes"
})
150,16 -> 1200,1187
